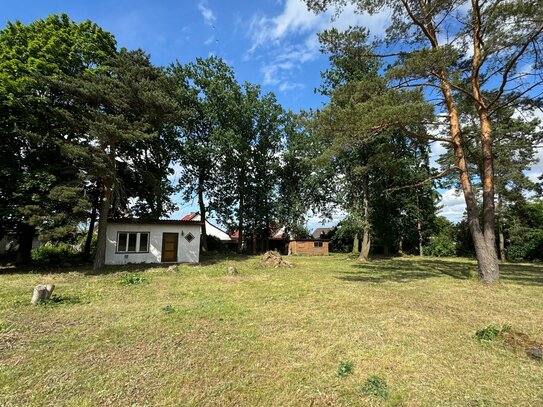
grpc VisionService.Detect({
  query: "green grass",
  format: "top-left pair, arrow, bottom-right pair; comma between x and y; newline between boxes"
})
1,255 -> 542,406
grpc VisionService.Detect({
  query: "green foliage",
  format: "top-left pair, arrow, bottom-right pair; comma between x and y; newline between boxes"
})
361,375 -> 389,400
474,325 -> 510,343
161,305 -> 176,314
454,218 -> 475,257
31,242 -> 79,265
288,223 -> 311,240
425,234 -> 456,257
335,359 -> 353,377
206,235 -> 224,252
507,230 -> 543,262
120,273 -> 147,285
0,14 -> 117,260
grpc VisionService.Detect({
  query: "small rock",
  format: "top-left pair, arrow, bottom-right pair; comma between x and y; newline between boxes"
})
227,266 -> 238,275
168,265 -> 177,272
526,347 -> 543,361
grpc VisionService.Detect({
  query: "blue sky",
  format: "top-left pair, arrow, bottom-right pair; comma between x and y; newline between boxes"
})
3,1 -> 541,228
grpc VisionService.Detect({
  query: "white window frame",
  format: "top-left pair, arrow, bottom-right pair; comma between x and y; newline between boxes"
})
116,232 -> 150,253
313,241 -> 323,248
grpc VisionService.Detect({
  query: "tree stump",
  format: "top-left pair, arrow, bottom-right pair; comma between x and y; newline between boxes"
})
227,266 -> 238,275
31,284 -> 54,304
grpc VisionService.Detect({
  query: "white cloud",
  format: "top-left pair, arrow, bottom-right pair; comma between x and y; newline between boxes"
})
198,1 -> 217,27
279,81 -> 305,92
247,0 -> 390,92
438,189 -> 466,223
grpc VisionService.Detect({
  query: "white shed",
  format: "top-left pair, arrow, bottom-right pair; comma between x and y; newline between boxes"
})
105,219 -> 202,265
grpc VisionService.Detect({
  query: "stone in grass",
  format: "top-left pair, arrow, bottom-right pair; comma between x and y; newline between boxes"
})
31,284 -> 55,304
526,347 -> 543,361
227,266 -> 238,276
168,265 -> 178,272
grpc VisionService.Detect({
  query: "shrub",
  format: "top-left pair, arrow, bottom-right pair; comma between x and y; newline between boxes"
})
361,375 -> 389,400
336,360 -> 353,377
161,305 -> 176,314
206,235 -> 224,252
474,324 -> 510,342
31,242 -> 79,265
121,273 -> 147,285
424,234 -> 456,257
507,229 -> 543,261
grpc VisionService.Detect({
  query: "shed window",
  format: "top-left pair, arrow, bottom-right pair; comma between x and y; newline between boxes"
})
117,232 -> 150,253
314,241 -> 323,248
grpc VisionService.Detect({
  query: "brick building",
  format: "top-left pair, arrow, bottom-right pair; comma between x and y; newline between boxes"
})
288,239 -> 329,255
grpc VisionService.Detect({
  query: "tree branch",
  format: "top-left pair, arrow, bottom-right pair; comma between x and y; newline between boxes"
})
386,168 -> 454,192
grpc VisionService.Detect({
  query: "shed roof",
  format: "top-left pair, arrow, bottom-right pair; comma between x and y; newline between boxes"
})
107,218 -> 203,225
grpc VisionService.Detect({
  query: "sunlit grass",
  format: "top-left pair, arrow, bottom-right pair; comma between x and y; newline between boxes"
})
1,255 -> 542,406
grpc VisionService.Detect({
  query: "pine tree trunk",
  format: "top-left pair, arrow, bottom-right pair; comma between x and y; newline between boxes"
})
93,142 -> 116,272
83,192 -> 99,262
416,192 -> 423,256
409,11 -> 499,282
496,196 -> 506,262
418,218 -> 424,257
499,223 -> 506,263
352,234 -> 359,254
93,176 -> 112,272
359,229 -> 371,262
15,223 -> 35,266
198,172 -> 207,253
467,15 -> 499,281
440,73 -> 499,283
358,176 -> 371,263
479,109 -> 499,268
252,230 -> 257,255
237,193 -> 244,254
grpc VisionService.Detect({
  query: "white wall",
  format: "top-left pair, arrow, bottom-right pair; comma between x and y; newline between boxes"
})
105,222 -> 201,265
189,214 -> 231,242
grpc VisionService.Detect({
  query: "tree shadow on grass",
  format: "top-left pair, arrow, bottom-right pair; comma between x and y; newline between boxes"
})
337,257 -> 543,286
337,258 -> 475,283
0,252 -> 253,276
499,263 -> 543,286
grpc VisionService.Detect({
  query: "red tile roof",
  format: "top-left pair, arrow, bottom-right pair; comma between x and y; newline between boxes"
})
181,212 -> 198,221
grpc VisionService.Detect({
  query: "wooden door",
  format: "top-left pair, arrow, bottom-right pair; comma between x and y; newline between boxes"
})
161,233 -> 178,262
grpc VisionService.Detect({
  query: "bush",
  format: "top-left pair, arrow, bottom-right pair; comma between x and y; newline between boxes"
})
361,375 -> 389,400
31,242 -> 79,265
336,360 -> 353,377
206,235 -> 224,251
161,305 -> 176,314
507,229 -> 543,261
424,234 -> 456,257
121,273 -> 147,285
474,324 -> 510,342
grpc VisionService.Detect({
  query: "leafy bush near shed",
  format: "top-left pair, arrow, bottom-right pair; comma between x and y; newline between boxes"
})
31,242 -> 79,266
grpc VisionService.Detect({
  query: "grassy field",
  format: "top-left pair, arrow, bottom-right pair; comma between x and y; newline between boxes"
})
1,255 -> 542,406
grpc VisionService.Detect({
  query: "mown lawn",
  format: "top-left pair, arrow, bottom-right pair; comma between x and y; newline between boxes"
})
1,255 -> 542,406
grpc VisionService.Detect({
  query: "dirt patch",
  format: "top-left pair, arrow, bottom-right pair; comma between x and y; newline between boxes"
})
501,329 -> 543,361
260,251 -> 292,269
